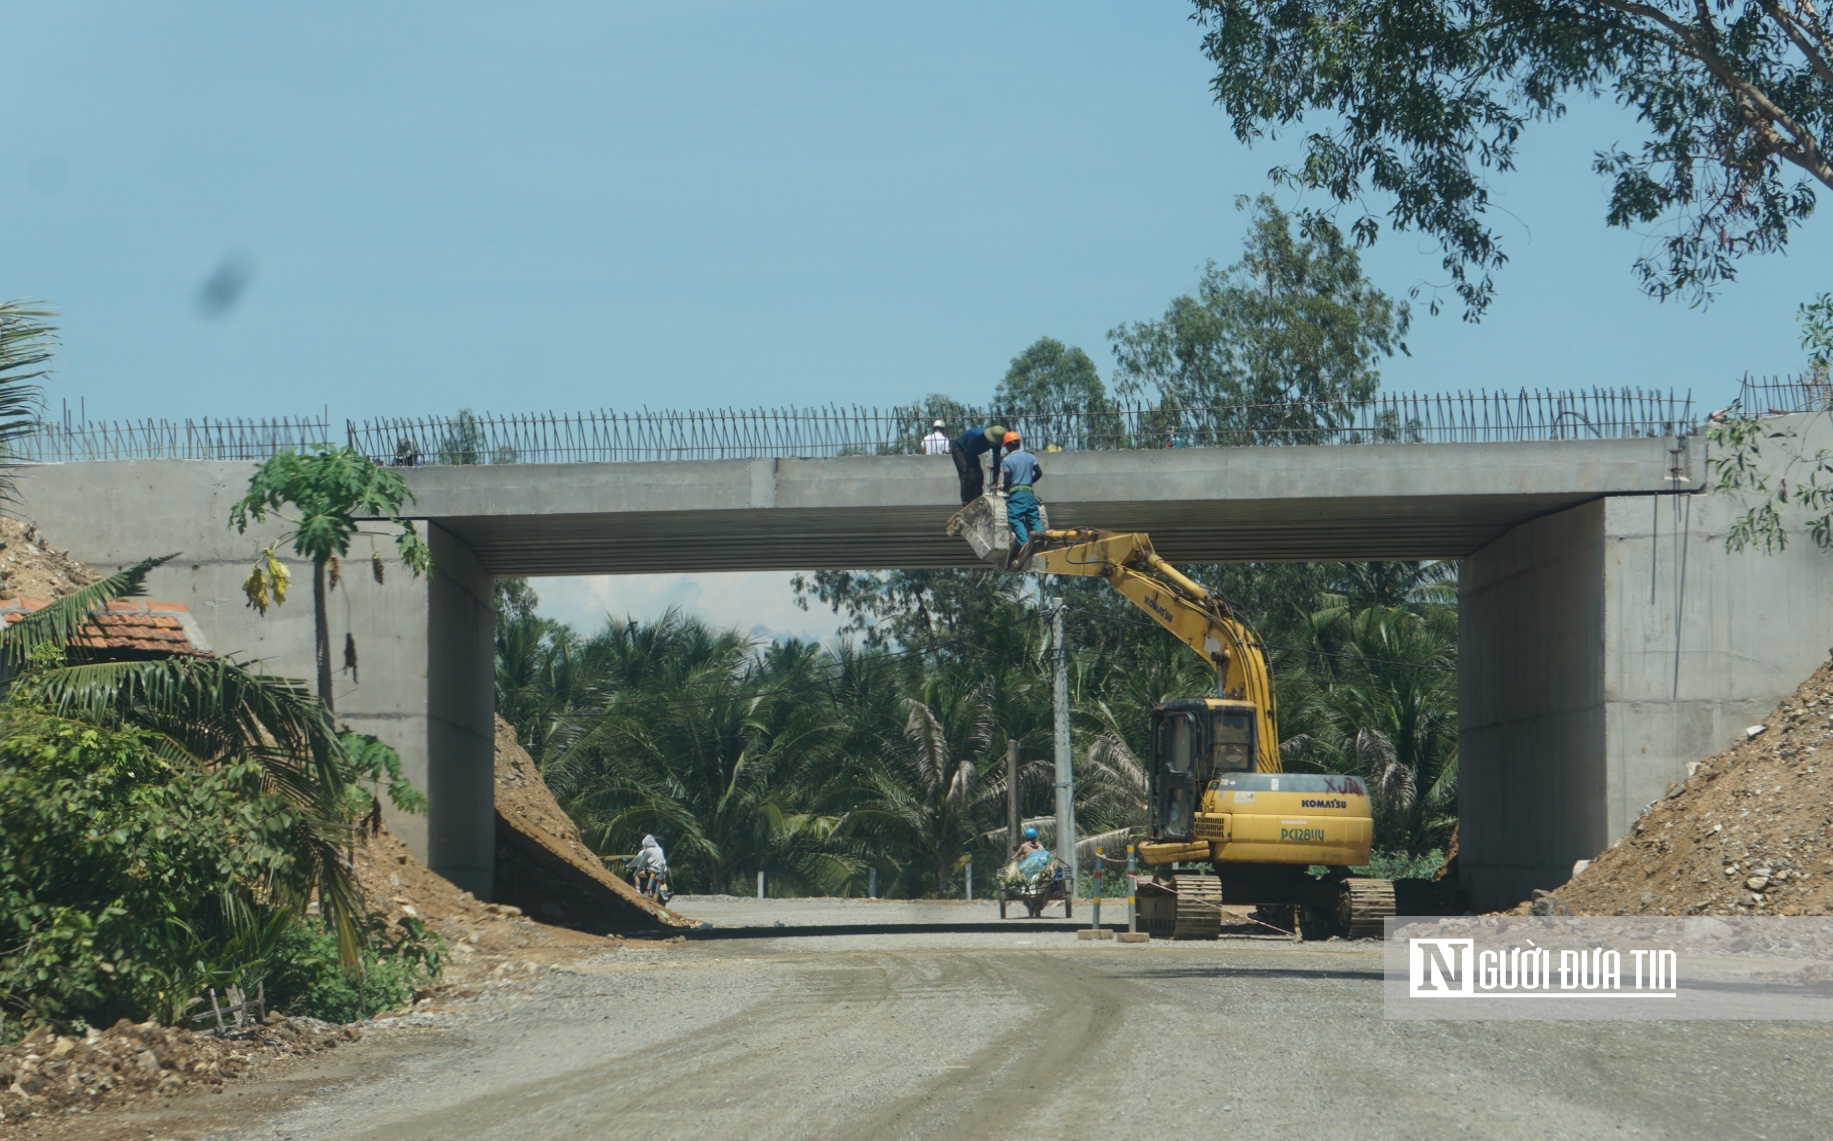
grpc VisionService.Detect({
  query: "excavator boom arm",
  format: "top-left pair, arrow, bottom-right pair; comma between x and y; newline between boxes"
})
1028,528 -> 1280,772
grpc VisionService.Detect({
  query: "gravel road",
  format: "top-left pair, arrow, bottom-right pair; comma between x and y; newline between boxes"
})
220,898 -> 1833,1141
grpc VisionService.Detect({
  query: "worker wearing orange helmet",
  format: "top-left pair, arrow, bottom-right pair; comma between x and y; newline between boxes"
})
998,430 -> 1043,565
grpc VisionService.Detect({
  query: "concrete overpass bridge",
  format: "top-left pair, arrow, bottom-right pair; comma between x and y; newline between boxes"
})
18,391 -> 1832,911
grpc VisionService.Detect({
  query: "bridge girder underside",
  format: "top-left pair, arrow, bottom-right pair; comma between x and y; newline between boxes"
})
436,492 -> 1619,576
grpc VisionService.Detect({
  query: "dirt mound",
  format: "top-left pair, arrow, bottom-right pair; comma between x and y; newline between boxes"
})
345,716 -> 689,976
491,715 -> 691,933
1547,657 -> 1833,916
0,519 -> 99,601
348,822 -> 613,985
0,1014 -> 358,1128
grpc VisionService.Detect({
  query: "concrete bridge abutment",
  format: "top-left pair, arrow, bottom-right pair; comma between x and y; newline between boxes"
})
1460,451 -> 1833,910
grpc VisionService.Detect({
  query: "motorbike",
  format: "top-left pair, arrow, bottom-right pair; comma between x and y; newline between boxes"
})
630,865 -> 673,906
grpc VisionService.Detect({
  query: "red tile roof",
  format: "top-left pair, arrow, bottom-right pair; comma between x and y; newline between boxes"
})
0,598 -> 212,657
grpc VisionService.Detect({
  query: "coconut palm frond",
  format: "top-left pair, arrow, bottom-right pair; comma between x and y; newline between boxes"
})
0,555 -> 174,667
0,301 -> 53,490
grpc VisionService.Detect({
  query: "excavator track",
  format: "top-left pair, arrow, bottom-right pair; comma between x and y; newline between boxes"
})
1339,877 -> 1396,940
1139,873 -> 1223,940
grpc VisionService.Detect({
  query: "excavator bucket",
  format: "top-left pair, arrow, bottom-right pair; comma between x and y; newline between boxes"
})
945,494 -> 1048,571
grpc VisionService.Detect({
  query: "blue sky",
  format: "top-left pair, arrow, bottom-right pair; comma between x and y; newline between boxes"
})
6,3 -> 1829,638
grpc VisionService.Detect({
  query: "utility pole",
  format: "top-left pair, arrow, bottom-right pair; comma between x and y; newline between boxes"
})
1006,739 -> 1020,858
1051,599 -> 1078,895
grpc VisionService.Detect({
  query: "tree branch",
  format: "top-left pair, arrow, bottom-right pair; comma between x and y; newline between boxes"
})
1583,0 -> 1833,190
1761,0 -> 1833,101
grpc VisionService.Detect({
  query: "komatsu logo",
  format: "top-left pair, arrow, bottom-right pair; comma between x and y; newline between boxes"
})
1300,798 -> 1348,809
1280,827 -> 1325,842
1143,594 -> 1175,624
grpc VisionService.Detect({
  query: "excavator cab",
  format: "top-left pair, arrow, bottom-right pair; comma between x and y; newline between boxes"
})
1148,698 -> 1258,842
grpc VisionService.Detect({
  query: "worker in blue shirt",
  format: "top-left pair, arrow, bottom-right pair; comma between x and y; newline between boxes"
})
949,424 -> 1007,504
999,431 -> 1043,565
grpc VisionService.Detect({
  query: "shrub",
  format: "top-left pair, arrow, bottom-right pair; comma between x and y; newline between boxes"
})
0,715 -> 306,1030
1355,848 -> 1446,880
0,714 -> 441,1032
265,916 -> 442,1023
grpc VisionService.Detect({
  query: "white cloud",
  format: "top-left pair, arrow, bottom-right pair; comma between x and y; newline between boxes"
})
532,572 -> 842,643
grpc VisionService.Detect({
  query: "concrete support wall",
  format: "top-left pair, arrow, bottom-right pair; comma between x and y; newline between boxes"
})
1459,501 -> 1609,910
12,460 -> 497,896
422,524 -> 496,894
1462,427 -> 1833,909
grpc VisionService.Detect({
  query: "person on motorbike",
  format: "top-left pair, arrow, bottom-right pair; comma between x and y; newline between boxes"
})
629,834 -> 668,896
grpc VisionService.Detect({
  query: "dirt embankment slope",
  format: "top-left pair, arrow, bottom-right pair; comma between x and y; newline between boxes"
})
0,519 -> 98,601
1550,657 -> 1833,916
490,715 -> 692,933
352,715 -> 691,970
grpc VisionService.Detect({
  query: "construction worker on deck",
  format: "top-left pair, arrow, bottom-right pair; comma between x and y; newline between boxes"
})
999,431 -> 1043,565
922,419 -> 950,456
949,424 -> 1007,504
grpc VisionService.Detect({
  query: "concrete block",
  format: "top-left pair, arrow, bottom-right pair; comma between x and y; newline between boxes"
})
1115,931 -> 1150,943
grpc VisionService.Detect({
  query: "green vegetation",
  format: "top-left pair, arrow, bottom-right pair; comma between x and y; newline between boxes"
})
0,318 -> 438,1038
0,301 -> 53,490
0,562 -> 439,1038
1710,294 -> 1833,555
232,446 -> 432,710
496,558 -> 1456,899
1108,197 -> 1408,440
1191,0 -> 1833,316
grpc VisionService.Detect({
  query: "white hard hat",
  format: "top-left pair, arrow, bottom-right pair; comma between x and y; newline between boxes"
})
933,419 -> 945,428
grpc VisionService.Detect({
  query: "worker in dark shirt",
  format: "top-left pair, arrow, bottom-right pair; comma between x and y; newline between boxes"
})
949,424 -> 1007,504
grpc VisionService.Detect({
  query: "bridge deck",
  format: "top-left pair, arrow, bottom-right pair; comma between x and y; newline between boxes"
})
398,435 -> 1700,574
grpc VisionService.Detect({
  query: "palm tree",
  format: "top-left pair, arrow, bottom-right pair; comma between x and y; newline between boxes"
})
848,675 -> 1008,896
544,611 -> 855,894
0,557 -> 368,962
1279,602 -> 1458,855
0,300 -> 54,499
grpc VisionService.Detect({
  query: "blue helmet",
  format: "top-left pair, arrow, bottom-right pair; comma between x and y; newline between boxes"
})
1023,827 -> 1038,840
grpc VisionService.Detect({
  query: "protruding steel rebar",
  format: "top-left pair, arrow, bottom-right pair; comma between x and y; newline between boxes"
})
15,385 -> 1705,465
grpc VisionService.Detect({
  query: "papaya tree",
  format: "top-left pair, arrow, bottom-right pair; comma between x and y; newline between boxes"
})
231,446 -> 431,710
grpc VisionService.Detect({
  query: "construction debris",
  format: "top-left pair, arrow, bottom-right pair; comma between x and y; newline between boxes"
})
0,519 -> 98,602
0,1014 -> 359,1127
1547,657 -> 1833,916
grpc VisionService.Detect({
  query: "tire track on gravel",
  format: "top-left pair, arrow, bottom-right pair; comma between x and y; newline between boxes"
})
317,961 -> 832,1137
842,950 -> 1136,1140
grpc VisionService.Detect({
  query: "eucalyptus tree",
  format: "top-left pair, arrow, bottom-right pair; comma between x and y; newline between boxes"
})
1108,197 -> 1409,445
1192,0 -> 1833,315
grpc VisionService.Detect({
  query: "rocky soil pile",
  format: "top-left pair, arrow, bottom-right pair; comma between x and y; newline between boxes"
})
1548,657 -> 1833,916
0,519 -> 97,602
0,1015 -> 358,1128
348,820 -> 617,985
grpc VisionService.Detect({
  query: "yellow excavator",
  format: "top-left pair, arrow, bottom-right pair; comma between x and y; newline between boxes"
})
947,497 -> 1394,939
